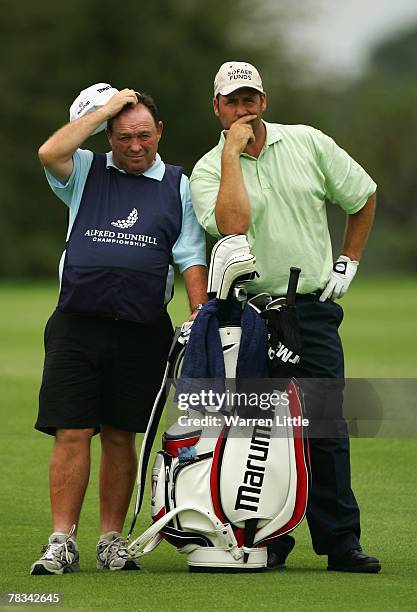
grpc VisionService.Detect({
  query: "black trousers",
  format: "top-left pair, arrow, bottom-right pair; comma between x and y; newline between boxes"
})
292,295 -> 361,556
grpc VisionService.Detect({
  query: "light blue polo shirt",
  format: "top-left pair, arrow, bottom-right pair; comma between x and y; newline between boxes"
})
45,149 -> 206,302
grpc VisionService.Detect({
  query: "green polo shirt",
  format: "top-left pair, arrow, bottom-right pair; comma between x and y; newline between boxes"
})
190,121 -> 376,296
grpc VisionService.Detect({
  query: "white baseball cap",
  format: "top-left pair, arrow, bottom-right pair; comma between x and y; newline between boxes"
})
214,61 -> 264,97
69,82 -> 119,134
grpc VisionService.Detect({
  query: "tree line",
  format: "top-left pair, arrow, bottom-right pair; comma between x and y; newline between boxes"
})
1,0 -> 416,276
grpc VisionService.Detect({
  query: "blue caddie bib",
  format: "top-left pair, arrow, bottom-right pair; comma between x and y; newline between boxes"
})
58,153 -> 182,323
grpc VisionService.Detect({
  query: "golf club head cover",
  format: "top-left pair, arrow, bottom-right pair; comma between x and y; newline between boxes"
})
217,252 -> 257,300
319,255 -> 359,302
260,305 -> 302,389
208,235 -> 251,296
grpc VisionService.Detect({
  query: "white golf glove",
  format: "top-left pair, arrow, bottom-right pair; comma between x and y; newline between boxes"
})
319,255 -> 359,302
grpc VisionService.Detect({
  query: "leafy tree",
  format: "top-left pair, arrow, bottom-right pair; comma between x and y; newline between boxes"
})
0,0 -> 301,276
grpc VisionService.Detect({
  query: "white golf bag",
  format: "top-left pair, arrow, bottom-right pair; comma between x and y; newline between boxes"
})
128,236 -> 310,571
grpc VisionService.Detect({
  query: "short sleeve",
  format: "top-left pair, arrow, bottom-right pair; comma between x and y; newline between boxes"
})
172,175 -> 207,273
313,129 -> 377,213
189,158 -> 223,238
44,149 -> 94,209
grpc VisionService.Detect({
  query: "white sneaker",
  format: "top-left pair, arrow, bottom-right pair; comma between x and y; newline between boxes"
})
31,529 -> 80,575
96,531 -> 140,571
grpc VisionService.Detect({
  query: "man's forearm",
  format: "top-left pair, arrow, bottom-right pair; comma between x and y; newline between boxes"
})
342,192 -> 377,261
38,108 -> 109,181
182,265 -> 208,310
215,148 -> 251,235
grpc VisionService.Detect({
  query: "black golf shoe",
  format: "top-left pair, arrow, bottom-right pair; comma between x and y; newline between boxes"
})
266,535 -> 296,570
327,548 -> 381,573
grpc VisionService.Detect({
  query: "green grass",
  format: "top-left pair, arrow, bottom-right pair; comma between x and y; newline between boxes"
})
340,276 -> 417,377
0,279 -> 416,611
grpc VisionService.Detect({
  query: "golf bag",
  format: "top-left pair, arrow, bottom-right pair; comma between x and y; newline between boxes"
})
128,235 -> 310,571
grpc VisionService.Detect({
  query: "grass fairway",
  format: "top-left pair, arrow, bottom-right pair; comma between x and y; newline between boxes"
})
0,278 -> 416,611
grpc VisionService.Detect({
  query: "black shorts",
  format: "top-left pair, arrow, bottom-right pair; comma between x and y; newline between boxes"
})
36,309 -> 173,436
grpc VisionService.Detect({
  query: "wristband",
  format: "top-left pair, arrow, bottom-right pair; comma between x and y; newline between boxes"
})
191,303 -> 204,313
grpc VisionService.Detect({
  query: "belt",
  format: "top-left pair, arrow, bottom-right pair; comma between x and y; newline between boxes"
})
247,290 -> 321,302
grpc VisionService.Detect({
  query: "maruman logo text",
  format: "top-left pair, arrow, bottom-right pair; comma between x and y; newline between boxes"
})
234,424 -> 271,512
84,229 -> 157,247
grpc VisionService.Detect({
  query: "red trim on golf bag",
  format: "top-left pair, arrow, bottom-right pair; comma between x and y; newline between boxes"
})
153,507 -> 166,522
210,427 -> 228,524
164,436 -> 201,457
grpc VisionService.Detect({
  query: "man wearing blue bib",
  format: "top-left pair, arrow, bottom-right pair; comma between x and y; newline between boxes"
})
190,62 -> 380,573
31,87 -> 207,574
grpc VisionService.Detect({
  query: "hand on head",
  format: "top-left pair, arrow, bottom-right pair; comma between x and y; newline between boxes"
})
102,88 -> 139,120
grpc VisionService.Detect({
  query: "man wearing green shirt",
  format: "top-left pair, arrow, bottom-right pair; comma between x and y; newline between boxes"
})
190,61 -> 380,573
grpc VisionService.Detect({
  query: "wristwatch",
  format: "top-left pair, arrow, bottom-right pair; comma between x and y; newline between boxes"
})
191,303 -> 204,313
